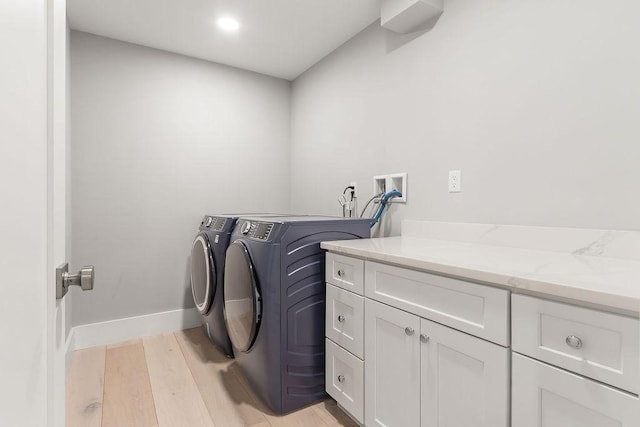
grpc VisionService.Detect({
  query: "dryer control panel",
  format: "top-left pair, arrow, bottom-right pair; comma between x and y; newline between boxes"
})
238,220 -> 274,241
254,222 -> 274,240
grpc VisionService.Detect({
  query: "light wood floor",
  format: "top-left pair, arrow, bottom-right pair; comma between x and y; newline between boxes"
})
66,328 -> 357,427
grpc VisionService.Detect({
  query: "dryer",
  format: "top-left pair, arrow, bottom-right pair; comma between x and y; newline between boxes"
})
223,215 -> 370,414
190,215 -> 239,357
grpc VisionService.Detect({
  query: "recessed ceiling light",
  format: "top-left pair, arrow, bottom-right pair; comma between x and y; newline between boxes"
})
217,17 -> 240,32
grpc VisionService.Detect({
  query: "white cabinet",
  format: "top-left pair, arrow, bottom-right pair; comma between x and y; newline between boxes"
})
365,298 -> 509,427
512,294 -> 639,394
511,294 -> 640,426
325,339 -> 364,423
365,298 -> 421,427
325,250 -> 640,427
512,353 -> 640,427
421,318 -> 509,427
326,284 -> 364,359
325,255 -> 366,424
326,252 -> 364,294
365,261 -> 510,346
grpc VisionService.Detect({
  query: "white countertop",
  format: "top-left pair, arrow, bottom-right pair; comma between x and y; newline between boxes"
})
321,236 -> 640,314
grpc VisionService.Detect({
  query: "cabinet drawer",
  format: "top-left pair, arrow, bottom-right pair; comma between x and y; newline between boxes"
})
325,338 -> 364,424
326,253 -> 364,294
512,294 -> 639,394
512,353 -> 639,427
325,284 -> 364,359
365,261 -> 510,346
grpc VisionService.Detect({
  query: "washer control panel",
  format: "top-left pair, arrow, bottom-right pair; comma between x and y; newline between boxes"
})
200,216 -> 227,231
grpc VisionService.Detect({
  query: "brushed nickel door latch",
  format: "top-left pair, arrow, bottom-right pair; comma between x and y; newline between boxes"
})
56,263 -> 94,299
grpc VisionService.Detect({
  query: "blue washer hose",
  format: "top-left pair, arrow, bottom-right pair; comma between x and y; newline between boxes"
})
371,189 -> 402,227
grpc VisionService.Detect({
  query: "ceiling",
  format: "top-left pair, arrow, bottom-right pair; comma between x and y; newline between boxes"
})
67,0 -> 381,80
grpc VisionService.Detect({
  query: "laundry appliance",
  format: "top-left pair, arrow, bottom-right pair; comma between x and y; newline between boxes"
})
190,213 -> 288,357
223,215 -> 370,413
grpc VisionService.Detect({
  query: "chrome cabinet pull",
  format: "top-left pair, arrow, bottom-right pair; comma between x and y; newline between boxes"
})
337,375 -> 345,383
420,334 -> 430,343
405,327 -> 415,336
565,335 -> 583,349
337,315 -> 345,323
337,269 -> 345,277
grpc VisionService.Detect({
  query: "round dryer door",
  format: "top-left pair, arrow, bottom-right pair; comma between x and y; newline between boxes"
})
190,233 -> 215,314
224,240 -> 261,352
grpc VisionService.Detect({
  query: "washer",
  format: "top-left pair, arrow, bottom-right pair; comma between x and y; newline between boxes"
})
223,215 -> 370,414
190,213 -> 288,357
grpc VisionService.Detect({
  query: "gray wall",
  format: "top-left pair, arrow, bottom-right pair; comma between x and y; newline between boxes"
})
71,0 -> 640,327
71,32 -> 291,325
290,0 -> 640,233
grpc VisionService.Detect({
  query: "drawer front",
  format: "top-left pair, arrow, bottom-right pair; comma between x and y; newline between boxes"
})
325,284 -> 364,359
325,338 -> 364,424
365,261 -> 510,346
512,294 -> 639,394
326,253 -> 364,295
512,353 -> 639,427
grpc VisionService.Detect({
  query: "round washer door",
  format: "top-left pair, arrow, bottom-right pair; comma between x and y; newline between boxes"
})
190,233 -> 215,314
224,240 -> 261,352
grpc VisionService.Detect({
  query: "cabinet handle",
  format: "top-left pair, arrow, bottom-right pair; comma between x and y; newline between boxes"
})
337,269 -> 345,277
337,375 -> 345,383
405,327 -> 415,336
565,335 -> 583,349
420,334 -> 430,343
337,315 -> 345,323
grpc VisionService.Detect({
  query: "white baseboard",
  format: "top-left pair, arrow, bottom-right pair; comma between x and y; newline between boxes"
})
71,308 -> 201,351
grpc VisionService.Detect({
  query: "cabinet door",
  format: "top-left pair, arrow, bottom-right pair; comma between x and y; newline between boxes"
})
421,319 -> 509,427
365,299 -> 420,427
512,353 -> 640,427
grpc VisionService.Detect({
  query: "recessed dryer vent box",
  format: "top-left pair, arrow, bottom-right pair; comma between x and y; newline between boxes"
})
373,173 -> 407,203
381,0 -> 444,34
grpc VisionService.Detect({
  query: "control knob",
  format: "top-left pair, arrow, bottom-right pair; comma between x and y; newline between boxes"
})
241,221 -> 252,235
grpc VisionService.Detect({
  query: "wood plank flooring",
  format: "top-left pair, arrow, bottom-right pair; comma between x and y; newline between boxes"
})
67,328 -> 357,427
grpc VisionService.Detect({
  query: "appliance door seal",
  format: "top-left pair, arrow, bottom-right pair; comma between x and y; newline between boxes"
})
223,240 -> 262,352
191,233 -> 216,314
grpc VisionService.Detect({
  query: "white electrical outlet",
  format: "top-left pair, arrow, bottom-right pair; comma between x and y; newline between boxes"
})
349,181 -> 357,197
448,170 -> 461,193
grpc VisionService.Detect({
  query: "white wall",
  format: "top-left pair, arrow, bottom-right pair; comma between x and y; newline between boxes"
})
0,1 -> 49,424
70,32 -> 291,326
291,0 -> 640,233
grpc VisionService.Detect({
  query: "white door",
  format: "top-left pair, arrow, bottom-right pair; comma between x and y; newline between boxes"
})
365,299 -> 420,427
420,318 -> 509,427
0,1 -> 70,425
47,0 -> 71,426
512,353 -> 640,427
